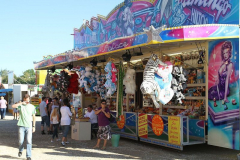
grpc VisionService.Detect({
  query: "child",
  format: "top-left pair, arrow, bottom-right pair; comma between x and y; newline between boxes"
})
13,107 -> 18,120
50,108 -> 60,142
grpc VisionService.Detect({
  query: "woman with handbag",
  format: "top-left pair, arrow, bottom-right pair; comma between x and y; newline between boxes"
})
60,98 -> 72,146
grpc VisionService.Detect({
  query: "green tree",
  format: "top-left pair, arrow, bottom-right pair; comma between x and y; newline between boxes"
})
0,69 -> 11,83
0,69 -> 36,85
17,69 -> 36,85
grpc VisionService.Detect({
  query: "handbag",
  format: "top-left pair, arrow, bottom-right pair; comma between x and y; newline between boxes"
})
70,107 -> 75,125
70,116 -> 75,125
108,113 -> 114,122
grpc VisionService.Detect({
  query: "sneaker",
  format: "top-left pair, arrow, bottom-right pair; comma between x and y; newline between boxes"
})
27,157 -> 31,160
18,152 -> 22,157
59,132 -> 63,135
61,141 -> 65,146
41,131 -> 46,135
65,141 -> 69,144
51,139 -> 53,143
56,139 -> 61,141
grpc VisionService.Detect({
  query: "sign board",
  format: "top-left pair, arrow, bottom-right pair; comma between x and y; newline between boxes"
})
168,116 -> 181,145
138,113 -> 148,138
152,115 -> 164,136
117,115 -> 125,129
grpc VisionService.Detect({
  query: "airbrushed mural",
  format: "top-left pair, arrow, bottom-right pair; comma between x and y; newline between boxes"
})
74,0 -> 239,50
34,0 -> 239,69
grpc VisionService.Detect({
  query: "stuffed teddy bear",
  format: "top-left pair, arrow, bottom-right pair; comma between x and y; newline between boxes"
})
123,68 -> 136,94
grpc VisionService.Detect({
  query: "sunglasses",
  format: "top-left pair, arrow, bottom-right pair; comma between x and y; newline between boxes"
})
101,103 -> 106,105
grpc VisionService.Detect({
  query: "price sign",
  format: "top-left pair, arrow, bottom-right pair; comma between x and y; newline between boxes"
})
117,115 -> 125,129
168,116 -> 181,145
152,115 -> 164,136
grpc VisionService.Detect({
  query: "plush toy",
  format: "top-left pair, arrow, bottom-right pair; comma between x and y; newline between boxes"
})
140,54 -> 166,108
123,68 -> 136,94
104,62 -> 112,73
104,61 -> 117,96
85,66 -> 92,78
67,72 -> 79,94
111,63 -> 117,83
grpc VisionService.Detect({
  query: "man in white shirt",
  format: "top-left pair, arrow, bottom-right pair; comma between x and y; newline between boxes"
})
39,97 -> 50,135
84,105 -> 98,139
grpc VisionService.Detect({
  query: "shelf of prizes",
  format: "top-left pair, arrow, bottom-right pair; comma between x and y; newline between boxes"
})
109,44 -> 209,150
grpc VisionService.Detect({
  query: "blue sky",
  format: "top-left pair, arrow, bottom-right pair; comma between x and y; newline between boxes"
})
0,0 -> 123,76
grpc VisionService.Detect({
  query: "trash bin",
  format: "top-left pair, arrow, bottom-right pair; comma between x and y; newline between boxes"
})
111,134 -> 120,147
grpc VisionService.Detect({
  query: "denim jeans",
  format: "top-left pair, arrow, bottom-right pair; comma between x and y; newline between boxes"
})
41,116 -> 50,127
61,125 -> 70,138
0,108 -> 6,119
52,124 -> 59,139
19,126 -> 32,158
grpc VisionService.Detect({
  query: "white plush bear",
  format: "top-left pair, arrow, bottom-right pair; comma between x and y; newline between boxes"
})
85,66 -> 92,78
123,68 -> 136,94
95,70 -> 101,85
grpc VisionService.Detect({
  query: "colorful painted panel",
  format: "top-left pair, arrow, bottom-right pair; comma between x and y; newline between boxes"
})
74,0 -> 239,50
208,39 -> 239,150
34,0 -> 239,70
110,112 -> 138,140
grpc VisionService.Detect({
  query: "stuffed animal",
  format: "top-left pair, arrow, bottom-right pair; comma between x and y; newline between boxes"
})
111,63 -> 118,83
123,68 -> 136,94
67,73 -> 79,94
104,61 -> 117,96
140,54 -> 166,108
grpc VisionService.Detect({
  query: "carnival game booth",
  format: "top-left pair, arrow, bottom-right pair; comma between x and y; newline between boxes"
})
34,0 -> 239,150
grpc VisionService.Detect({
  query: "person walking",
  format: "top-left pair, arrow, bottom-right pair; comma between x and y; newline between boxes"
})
12,94 -> 36,160
94,99 -> 111,150
47,98 -> 53,134
0,96 -> 7,119
39,97 -> 50,135
60,98 -> 73,146
50,97 -> 59,133
50,107 -> 60,142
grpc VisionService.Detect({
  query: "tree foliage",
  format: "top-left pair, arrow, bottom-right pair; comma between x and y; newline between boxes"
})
0,69 -> 36,85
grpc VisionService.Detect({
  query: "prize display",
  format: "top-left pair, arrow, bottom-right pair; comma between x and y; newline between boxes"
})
140,54 -> 174,108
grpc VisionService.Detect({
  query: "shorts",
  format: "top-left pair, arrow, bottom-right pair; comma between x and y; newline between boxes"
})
97,125 -> 111,140
41,116 -> 50,127
61,125 -> 70,137
13,108 -> 18,113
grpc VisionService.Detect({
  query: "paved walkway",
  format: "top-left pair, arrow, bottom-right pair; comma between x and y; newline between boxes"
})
0,113 -> 239,160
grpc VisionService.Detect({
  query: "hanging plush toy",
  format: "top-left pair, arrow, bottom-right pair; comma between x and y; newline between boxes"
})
58,70 -> 70,93
140,54 -> 166,108
171,66 -> 187,104
67,72 -> 79,94
104,61 -> 117,96
111,63 -> 118,83
123,68 -> 136,94
155,61 -> 174,105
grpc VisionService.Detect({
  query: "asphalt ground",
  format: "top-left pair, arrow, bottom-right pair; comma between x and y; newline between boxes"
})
0,113 -> 239,160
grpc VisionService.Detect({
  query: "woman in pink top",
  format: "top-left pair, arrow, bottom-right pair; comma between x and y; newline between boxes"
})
0,96 -> 7,119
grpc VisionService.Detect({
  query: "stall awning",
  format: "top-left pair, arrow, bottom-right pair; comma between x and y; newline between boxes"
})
0,93 -> 6,96
0,89 -> 13,93
34,24 -> 239,70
